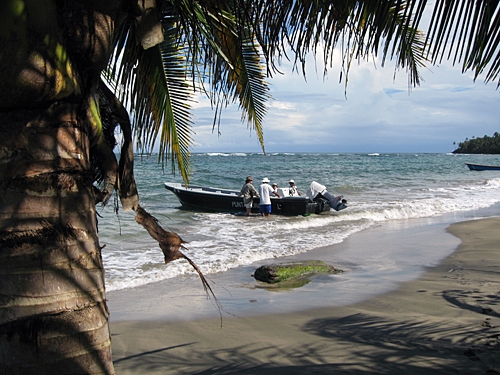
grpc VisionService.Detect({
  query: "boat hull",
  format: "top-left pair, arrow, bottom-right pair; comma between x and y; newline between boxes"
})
465,163 -> 500,171
164,183 -> 326,215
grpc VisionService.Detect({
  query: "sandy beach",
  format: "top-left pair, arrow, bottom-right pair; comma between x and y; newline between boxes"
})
109,217 -> 500,374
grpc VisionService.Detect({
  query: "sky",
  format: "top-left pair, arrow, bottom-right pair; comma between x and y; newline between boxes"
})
189,51 -> 500,154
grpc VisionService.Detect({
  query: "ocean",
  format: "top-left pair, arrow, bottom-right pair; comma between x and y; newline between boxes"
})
97,152 -> 500,293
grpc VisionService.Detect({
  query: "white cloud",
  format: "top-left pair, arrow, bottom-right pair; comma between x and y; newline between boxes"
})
189,47 -> 500,153
268,101 -> 297,110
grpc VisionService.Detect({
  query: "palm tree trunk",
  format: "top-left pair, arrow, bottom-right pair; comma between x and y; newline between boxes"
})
0,103 -> 114,374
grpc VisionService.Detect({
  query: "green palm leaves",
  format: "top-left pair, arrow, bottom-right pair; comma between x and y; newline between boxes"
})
104,0 -> 500,184
254,0 -> 427,88
105,0 -> 270,183
425,0 -> 500,85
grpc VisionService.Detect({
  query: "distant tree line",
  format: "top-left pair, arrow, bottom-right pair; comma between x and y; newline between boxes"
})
453,132 -> 500,154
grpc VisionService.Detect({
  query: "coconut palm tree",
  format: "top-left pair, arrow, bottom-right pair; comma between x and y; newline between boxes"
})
1,0 -> 499,373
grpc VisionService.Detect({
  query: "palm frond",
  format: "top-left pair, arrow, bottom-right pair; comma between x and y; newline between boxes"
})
156,32 -> 195,181
237,39 -> 269,150
105,16 -> 194,182
105,1 -> 274,182
166,0 -> 270,152
425,0 -> 500,85
251,0 -> 427,88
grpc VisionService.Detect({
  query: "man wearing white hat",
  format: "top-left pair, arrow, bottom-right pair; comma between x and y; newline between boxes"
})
259,177 -> 280,216
288,179 -> 301,196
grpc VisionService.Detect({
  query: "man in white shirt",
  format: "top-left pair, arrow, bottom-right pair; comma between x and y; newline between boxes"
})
288,180 -> 301,196
259,177 -> 280,216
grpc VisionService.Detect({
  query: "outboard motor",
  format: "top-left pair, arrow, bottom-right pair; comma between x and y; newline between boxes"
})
307,181 -> 347,212
323,192 -> 348,211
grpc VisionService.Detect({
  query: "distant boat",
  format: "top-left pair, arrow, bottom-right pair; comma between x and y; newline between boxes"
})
465,163 -> 500,171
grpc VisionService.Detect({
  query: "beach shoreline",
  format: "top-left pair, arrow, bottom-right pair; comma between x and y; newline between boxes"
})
107,215 -> 462,322
110,216 -> 500,374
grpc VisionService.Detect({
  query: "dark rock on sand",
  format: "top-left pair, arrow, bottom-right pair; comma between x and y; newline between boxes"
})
254,260 -> 343,284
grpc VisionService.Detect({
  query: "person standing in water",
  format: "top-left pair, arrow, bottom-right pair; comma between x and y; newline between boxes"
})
239,176 -> 259,216
259,177 -> 280,216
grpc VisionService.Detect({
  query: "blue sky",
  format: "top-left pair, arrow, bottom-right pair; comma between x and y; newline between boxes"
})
189,54 -> 499,154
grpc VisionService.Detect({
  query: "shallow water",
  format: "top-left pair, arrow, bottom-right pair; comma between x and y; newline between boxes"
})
107,213 -> 470,322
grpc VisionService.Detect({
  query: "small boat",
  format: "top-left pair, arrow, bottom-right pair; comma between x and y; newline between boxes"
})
465,163 -> 500,171
164,181 -> 347,216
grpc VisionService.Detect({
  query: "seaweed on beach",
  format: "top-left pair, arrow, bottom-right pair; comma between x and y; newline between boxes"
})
254,260 -> 343,284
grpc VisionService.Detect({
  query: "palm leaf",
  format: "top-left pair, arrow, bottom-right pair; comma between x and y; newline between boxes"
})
251,0 -> 427,88
237,39 -> 269,149
169,0 -> 270,152
425,0 -> 500,85
104,0 -> 272,183
105,15 -> 195,182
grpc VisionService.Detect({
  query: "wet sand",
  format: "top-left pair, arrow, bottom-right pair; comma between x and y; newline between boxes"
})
109,217 -> 500,374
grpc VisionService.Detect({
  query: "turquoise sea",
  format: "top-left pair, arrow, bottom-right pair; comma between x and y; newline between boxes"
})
97,152 -> 500,293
